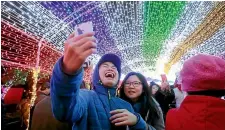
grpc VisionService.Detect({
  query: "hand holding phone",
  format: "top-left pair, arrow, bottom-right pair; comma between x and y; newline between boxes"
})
160,74 -> 169,91
62,21 -> 96,75
161,74 -> 167,82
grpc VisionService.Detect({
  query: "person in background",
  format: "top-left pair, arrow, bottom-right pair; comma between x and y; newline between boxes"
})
120,72 -> 165,130
31,79 -> 89,130
150,81 -> 175,121
166,54 -> 225,130
51,32 -> 146,130
150,82 -> 160,96
172,72 -> 185,108
31,86 -> 71,130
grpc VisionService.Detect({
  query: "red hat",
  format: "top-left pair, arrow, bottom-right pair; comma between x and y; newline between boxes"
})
4,88 -> 24,105
181,54 -> 225,92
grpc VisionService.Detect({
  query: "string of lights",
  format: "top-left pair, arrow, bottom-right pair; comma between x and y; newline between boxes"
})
1,20 -> 62,74
1,1 -> 224,82
100,1 -> 145,71
164,2 -> 225,74
160,1 -> 217,62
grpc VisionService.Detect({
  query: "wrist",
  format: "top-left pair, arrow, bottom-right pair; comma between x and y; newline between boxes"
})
62,60 -> 80,75
133,113 -> 139,126
62,63 -> 75,75
61,57 -> 83,76
129,113 -> 146,129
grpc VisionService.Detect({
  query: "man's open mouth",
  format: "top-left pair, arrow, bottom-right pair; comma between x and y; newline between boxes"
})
105,72 -> 115,78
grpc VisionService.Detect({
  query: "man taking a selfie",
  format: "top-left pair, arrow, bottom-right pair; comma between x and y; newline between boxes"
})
50,31 -> 146,130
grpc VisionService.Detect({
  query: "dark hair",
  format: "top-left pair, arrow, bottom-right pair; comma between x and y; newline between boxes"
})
120,72 -> 160,122
149,81 -> 160,94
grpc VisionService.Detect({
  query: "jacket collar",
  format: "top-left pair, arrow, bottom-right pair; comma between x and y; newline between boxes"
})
93,82 -> 116,97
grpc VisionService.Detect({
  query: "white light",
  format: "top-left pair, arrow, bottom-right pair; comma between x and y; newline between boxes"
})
120,74 -> 126,81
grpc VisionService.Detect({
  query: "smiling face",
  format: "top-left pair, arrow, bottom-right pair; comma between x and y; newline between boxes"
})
99,62 -> 119,87
124,75 -> 143,102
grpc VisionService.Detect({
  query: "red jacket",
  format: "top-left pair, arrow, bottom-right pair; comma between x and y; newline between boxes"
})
166,95 -> 225,130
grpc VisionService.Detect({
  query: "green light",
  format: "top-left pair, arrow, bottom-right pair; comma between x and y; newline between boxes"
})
142,1 -> 186,66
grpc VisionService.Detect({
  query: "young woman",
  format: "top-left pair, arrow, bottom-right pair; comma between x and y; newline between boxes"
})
150,82 -> 160,95
120,72 -> 165,130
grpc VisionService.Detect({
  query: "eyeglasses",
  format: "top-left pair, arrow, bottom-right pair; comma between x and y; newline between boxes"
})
124,81 -> 142,87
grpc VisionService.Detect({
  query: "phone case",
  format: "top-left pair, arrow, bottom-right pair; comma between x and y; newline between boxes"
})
74,21 -> 93,36
161,74 -> 167,82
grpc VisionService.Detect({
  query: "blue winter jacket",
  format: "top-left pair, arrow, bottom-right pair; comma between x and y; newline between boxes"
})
50,57 -> 146,130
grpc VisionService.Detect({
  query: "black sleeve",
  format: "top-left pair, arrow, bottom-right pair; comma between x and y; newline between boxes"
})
154,87 -> 175,121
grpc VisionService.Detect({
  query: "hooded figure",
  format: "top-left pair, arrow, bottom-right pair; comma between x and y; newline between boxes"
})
166,54 -> 225,130
51,53 -> 146,130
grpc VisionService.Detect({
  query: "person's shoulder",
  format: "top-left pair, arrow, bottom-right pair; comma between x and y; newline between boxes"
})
151,96 -> 160,107
166,108 -> 179,122
167,108 -> 179,116
166,108 -> 180,129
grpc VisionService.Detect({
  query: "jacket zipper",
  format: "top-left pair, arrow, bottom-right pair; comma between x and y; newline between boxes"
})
108,89 -> 112,111
108,89 -> 113,128
108,89 -> 111,99
108,89 -> 113,113
108,90 -> 129,129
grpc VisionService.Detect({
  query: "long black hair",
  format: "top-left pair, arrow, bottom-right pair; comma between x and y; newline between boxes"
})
120,72 -> 160,122
149,81 -> 161,95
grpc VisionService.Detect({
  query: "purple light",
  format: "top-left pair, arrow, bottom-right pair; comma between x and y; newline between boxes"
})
39,1 -> 123,59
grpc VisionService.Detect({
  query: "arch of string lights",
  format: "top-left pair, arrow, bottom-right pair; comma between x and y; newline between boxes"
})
1,1 -> 225,81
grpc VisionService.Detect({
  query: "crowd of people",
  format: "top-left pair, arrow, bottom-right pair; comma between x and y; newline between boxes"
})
47,32 -> 225,130
2,31 -> 225,130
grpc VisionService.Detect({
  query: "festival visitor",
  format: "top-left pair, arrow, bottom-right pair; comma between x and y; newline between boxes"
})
166,54 -> 225,130
50,32 -> 146,130
120,72 -> 165,130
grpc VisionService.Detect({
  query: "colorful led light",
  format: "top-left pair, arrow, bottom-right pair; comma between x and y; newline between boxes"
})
1,1 -> 224,82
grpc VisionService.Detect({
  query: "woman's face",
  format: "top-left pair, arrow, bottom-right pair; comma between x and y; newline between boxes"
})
124,75 -> 143,102
152,85 -> 159,95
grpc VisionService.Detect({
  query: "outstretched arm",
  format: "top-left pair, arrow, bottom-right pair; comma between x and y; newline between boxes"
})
51,57 -> 86,122
50,31 -> 97,123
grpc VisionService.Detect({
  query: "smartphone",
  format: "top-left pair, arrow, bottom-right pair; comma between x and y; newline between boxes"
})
74,21 -> 93,36
161,74 -> 167,82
